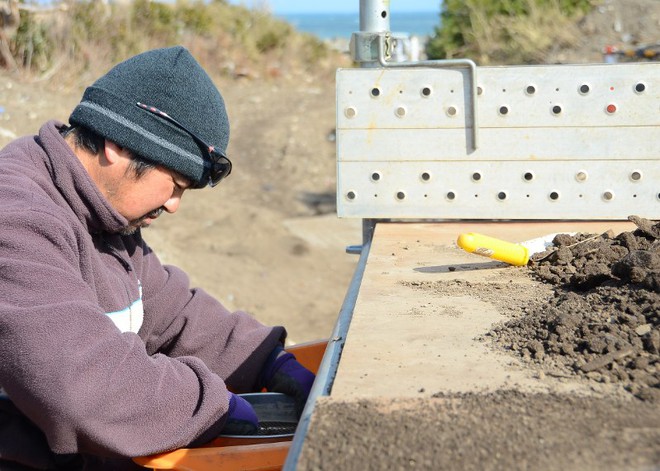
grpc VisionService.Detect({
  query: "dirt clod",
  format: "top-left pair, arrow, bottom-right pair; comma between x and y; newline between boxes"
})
489,216 -> 660,402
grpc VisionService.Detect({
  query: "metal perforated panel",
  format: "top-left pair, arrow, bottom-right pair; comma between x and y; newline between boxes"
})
336,63 -> 659,220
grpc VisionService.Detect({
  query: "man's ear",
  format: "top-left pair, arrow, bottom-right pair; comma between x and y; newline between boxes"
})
103,140 -> 132,166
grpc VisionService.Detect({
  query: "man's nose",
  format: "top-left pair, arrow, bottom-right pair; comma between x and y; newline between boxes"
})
163,195 -> 181,214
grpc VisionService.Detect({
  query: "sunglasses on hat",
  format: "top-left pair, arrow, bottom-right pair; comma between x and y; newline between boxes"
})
136,102 -> 232,187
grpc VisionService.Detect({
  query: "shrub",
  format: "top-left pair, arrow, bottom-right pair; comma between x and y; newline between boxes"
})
426,0 -> 595,64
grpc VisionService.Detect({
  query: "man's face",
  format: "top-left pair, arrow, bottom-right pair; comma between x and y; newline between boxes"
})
102,151 -> 192,235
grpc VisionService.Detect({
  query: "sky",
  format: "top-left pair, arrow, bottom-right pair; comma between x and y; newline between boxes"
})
228,1 -> 440,14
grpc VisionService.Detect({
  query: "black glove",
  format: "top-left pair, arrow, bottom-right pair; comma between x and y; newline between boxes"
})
261,344 -> 315,416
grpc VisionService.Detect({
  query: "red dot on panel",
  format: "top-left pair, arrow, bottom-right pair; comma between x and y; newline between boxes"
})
606,104 -> 617,114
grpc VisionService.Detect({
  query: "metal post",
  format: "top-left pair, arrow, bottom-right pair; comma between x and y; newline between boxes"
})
351,0 -> 392,64
351,0 -> 479,150
360,0 -> 390,34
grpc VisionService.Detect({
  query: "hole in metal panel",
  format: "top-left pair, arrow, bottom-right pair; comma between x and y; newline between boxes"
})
497,191 -> 507,201
421,172 -> 431,182
552,105 -> 562,115
477,86 -> 484,95
370,87 -> 381,98
630,171 -> 642,181
576,171 -> 588,182
526,85 -> 536,95
603,191 -> 614,201
381,10 -> 387,18
395,106 -> 406,118
447,106 -> 457,116
396,191 -> 406,201
345,107 -> 357,118
371,172 -> 381,182
499,106 -> 509,115
549,191 -> 560,201
523,172 -> 534,181
472,172 -> 482,182
421,87 -> 432,97
635,83 -> 646,93
579,84 -> 590,95
446,191 -> 456,201
346,191 -> 356,201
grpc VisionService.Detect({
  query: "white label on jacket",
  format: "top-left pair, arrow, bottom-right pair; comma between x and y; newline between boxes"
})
106,283 -> 144,334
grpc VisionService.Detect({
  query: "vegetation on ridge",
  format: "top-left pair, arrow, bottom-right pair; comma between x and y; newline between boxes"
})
426,0 -> 596,64
9,0 -> 336,83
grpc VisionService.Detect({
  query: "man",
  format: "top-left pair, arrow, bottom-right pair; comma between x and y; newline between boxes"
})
0,46 -> 315,470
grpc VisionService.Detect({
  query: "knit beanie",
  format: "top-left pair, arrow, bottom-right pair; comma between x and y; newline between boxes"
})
69,46 -> 229,188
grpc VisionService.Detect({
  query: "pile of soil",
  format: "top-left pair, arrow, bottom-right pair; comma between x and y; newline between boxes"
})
489,216 -> 660,401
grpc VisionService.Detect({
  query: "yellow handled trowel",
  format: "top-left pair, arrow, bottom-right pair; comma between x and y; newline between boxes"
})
456,232 -> 570,266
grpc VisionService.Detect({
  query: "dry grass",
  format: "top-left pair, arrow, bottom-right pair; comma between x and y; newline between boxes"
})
427,0 -> 593,64
467,0 -> 583,64
11,0 -> 341,86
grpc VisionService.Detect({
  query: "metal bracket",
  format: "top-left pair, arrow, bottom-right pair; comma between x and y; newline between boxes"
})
350,31 -> 392,63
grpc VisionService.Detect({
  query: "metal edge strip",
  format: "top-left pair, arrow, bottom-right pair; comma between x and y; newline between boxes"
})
282,223 -> 374,470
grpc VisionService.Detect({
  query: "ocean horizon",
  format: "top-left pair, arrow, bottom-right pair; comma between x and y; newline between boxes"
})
277,11 -> 440,40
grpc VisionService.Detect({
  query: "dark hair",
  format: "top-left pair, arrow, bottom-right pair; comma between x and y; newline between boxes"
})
61,125 -> 156,178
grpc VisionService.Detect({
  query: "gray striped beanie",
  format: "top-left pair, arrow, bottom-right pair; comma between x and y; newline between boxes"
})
69,46 -> 229,188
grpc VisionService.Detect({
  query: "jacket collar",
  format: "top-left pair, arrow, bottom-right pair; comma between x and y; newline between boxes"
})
38,120 -> 129,234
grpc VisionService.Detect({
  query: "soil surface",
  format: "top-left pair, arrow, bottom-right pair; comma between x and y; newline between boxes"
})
300,392 -> 660,471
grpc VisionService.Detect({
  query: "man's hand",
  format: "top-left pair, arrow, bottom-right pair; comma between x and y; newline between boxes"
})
221,393 -> 258,435
261,344 -> 316,416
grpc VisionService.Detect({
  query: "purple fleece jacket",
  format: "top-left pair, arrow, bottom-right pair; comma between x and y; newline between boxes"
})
0,121 -> 285,468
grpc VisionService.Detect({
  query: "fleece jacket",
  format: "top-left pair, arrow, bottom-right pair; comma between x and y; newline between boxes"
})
0,121 -> 285,469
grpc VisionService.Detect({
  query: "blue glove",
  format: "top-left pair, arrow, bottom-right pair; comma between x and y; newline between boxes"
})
261,344 -> 316,416
221,393 -> 258,435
